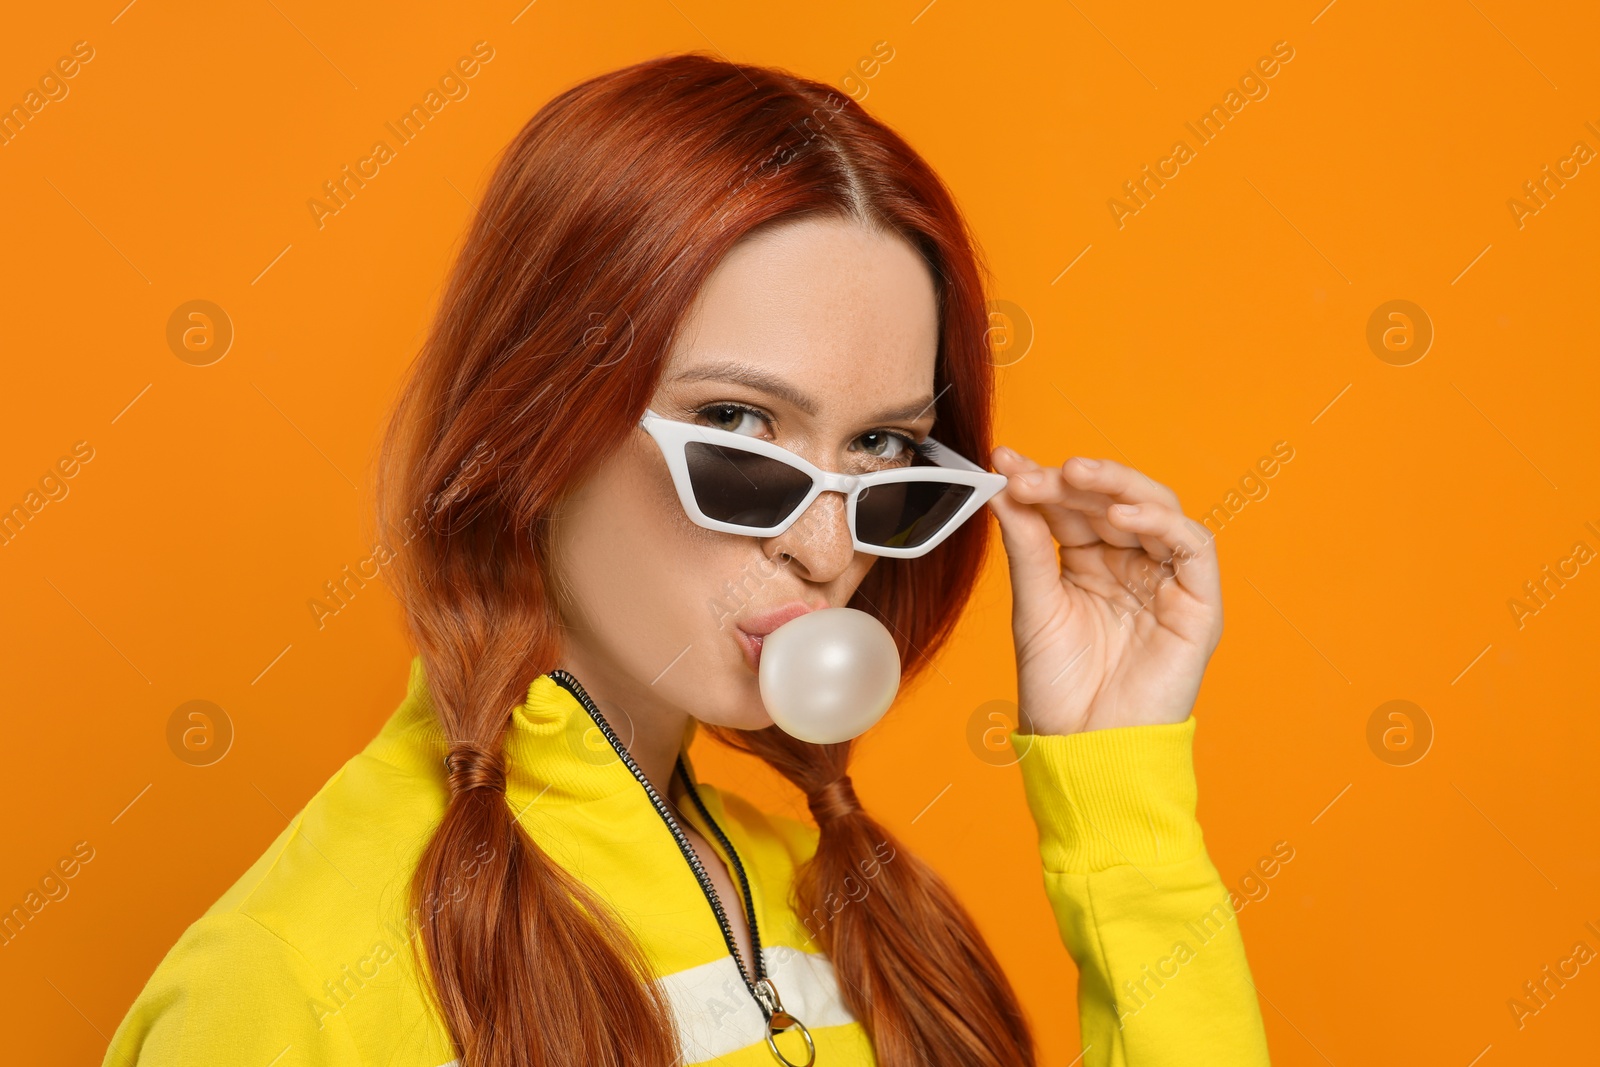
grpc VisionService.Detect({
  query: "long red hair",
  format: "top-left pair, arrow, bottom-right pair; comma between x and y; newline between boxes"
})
373,50 -> 1035,1067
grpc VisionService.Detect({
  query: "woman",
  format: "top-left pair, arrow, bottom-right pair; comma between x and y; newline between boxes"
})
105,53 -> 1269,1067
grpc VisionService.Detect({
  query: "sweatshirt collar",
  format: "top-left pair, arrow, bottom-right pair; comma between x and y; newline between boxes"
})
368,655 -> 702,806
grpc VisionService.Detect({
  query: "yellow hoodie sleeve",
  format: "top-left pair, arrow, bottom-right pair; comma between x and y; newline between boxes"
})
1011,715 -> 1271,1066
103,910 -> 365,1066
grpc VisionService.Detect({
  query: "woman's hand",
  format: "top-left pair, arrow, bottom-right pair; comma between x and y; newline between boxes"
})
985,447 -> 1223,736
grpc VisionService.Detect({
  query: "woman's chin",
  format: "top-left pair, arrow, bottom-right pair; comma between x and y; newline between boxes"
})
671,663 -> 776,732
694,689 -> 776,733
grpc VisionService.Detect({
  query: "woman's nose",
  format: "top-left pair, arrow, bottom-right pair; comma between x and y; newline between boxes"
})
759,490 -> 857,581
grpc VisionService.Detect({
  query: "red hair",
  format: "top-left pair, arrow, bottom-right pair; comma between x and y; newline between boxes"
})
373,50 -> 1035,1067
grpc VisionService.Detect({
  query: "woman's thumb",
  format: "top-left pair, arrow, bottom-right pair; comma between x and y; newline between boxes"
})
985,474 -> 1061,621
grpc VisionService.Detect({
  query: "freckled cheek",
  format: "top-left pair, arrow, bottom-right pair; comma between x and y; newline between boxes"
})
613,454 -> 757,636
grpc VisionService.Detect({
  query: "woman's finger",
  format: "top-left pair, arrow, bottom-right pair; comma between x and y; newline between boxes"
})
984,467 -> 1069,618
1058,454 -> 1182,512
1101,499 -> 1220,601
993,447 -> 1150,549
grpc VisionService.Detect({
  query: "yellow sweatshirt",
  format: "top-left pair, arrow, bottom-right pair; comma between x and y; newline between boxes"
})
103,657 -> 1270,1065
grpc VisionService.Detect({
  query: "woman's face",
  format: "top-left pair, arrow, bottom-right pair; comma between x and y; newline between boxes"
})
549,213 -> 940,732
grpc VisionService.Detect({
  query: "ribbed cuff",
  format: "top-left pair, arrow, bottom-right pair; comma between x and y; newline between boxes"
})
1011,716 -> 1204,874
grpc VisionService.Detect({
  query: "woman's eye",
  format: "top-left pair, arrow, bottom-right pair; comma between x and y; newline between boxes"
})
700,404 -> 768,437
855,431 -> 911,462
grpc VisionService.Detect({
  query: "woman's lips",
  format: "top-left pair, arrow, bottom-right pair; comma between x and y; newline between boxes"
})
734,600 -> 825,674
735,628 -> 764,673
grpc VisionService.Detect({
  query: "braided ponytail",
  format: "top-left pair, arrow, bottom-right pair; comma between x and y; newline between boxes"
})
404,626 -> 681,1067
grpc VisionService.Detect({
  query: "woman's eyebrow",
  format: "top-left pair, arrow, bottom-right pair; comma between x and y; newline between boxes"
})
671,360 -> 936,423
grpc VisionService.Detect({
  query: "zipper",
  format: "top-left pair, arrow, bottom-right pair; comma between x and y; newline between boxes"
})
548,669 -> 815,1066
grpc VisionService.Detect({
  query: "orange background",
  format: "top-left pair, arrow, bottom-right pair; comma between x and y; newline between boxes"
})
3,2 -> 1598,1064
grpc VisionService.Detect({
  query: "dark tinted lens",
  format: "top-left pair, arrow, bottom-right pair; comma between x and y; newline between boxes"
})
684,442 -> 814,528
855,479 -> 974,549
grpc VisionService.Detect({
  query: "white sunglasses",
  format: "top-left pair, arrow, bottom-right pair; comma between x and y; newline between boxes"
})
638,408 -> 1007,559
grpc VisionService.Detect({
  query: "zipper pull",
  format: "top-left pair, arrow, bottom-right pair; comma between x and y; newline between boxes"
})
754,978 -> 815,1067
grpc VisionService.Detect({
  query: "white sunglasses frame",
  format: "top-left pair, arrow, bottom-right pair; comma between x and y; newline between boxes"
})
637,408 -> 1008,559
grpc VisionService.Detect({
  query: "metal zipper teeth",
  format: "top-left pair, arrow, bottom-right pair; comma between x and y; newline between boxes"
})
547,669 -> 767,1006
675,751 -> 766,978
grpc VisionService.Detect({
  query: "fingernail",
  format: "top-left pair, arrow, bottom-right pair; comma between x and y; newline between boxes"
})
1020,470 -> 1044,486
1075,457 -> 1101,469
1114,503 -> 1139,514
996,445 -> 1020,462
